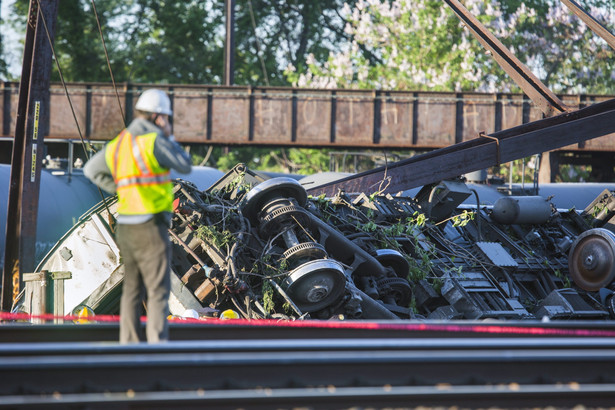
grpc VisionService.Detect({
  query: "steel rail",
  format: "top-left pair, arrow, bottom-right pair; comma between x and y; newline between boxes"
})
1,336 -> 615,356
1,340 -> 615,406
3,384 -> 615,408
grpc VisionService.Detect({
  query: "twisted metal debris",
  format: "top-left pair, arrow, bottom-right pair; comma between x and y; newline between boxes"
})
160,164 -> 615,321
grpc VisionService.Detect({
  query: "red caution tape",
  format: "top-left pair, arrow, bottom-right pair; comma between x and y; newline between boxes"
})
2,311 -> 615,337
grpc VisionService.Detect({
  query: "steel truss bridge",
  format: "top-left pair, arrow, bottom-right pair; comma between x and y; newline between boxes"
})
1,82 -> 615,152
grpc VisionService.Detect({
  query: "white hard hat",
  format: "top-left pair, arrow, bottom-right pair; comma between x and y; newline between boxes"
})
135,89 -> 173,115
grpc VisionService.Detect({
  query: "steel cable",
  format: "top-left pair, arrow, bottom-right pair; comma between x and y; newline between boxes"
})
90,0 -> 126,127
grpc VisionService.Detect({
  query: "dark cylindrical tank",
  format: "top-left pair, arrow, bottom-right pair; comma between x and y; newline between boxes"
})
1,165 -> 224,270
0,166 -> 102,269
491,196 -> 552,225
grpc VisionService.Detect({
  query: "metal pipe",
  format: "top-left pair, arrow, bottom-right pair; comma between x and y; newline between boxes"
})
427,184 -> 445,220
533,154 -> 541,195
509,161 -> 513,190
224,0 -> 235,86
306,212 -> 387,278
469,188 -> 482,242
67,141 -> 74,179
281,228 -> 300,248
268,278 -> 303,317
522,158 -> 526,190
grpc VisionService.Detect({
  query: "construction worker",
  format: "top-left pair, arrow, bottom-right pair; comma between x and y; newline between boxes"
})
84,89 -> 191,343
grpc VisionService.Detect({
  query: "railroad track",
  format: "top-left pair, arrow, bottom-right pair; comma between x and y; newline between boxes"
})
1,334 -> 615,408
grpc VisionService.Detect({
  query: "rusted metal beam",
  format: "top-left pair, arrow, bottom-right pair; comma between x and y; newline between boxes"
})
1,0 -> 59,311
560,0 -> 615,51
305,99 -> 615,196
444,0 -> 570,117
1,0 -> 39,311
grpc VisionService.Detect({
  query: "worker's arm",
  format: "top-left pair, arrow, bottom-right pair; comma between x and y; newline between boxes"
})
83,148 -> 117,194
154,135 -> 192,174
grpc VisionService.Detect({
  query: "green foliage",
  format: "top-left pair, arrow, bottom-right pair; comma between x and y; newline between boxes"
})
554,269 -> 571,288
195,224 -> 234,249
430,277 -> 443,294
287,0 -> 615,94
282,300 -> 294,315
120,1 -> 225,83
234,0 -> 360,86
286,148 -> 332,175
450,210 -> 475,228
362,220 -> 378,232
493,156 -> 539,184
52,0 -> 125,82
406,241 -> 436,283
399,212 -> 434,282
3,0 -> 357,85
310,193 -> 329,207
210,146 -> 332,174
261,280 -> 275,314
493,155 -> 598,184
556,164 -> 592,183
0,8 -> 8,80
590,202 -> 608,218
5,0 -> 614,94
408,211 -> 427,228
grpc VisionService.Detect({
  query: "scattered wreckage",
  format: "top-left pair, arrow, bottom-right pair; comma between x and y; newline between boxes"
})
7,0 -> 615,324
22,163 -> 615,322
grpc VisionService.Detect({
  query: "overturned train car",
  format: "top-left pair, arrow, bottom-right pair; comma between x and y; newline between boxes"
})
28,164 -> 615,322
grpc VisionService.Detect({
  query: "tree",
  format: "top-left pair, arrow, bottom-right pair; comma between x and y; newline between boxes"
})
510,0 -> 615,94
200,146 -> 331,174
286,0 -> 615,94
8,0 -> 225,83
5,0 -> 361,85
0,0 -> 6,79
1,0 -> 19,80
232,0 -> 361,85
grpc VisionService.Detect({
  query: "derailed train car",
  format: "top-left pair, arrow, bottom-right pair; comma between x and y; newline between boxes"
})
28,163 -> 615,322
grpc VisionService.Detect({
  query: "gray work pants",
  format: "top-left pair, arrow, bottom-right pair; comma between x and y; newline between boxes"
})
116,218 -> 171,343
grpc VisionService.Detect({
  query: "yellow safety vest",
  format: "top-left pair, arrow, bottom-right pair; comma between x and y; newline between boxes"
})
105,129 -> 173,215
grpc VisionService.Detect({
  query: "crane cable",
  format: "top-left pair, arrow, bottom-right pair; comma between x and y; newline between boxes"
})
90,0 -> 126,127
35,0 -> 118,230
247,0 -> 269,86
35,0 -> 88,157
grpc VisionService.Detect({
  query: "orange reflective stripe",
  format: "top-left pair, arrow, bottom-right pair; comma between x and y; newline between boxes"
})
105,128 -> 173,215
111,130 -> 127,180
116,172 -> 170,188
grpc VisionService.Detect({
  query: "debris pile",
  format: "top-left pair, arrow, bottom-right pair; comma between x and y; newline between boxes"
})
165,165 -> 615,321
27,164 -> 615,322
